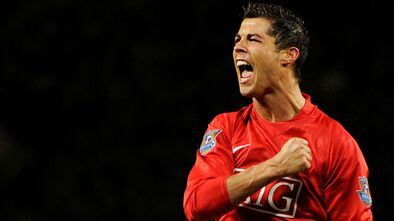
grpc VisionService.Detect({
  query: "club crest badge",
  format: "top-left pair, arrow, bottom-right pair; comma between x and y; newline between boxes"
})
357,176 -> 372,206
199,129 -> 223,155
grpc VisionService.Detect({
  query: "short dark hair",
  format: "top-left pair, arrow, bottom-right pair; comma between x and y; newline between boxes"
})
243,2 -> 310,79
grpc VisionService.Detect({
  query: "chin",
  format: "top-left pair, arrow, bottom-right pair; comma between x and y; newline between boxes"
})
239,87 -> 254,98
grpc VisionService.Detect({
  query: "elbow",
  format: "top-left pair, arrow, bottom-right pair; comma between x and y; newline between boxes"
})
183,207 -> 198,221
183,195 -> 204,221
183,177 -> 232,220
184,190 -> 219,221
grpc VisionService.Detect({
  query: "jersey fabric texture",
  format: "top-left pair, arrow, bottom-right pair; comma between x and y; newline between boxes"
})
183,94 -> 373,221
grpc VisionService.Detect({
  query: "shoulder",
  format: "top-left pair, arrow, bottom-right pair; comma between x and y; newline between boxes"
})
311,109 -> 366,184
305,104 -> 352,140
313,108 -> 354,143
311,108 -> 361,167
307,107 -> 360,164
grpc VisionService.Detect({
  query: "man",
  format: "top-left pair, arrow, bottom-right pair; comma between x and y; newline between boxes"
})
183,2 -> 373,221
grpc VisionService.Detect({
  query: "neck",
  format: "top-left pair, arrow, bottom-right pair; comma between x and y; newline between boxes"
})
253,84 -> 305,122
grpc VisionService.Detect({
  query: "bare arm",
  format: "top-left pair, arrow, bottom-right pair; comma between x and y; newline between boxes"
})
226,137 -> 312,204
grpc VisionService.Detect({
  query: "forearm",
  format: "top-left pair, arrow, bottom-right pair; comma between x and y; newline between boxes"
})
226,137 -> 311,204
226,159 -> 284,205
184,162 -> 281,221
184,177 -> 233,221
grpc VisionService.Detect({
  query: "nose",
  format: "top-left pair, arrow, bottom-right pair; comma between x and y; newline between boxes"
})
234,39 -> 247,53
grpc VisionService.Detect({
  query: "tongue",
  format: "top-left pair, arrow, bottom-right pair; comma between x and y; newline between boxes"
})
241,71 -> 253,78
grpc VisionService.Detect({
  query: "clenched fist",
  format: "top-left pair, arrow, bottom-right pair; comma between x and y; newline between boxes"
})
269,137 -> 312,176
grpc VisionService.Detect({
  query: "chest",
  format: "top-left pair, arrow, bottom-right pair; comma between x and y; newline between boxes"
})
228,121 -> 328,219
231,121 -> 317,169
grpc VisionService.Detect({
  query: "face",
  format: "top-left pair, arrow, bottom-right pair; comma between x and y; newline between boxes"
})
233,18 -> 283,98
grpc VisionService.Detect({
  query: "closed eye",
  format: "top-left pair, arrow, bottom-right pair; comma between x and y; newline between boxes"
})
248,37 -> 261,43
247,34 -> 262,43
234,34 -> 262,45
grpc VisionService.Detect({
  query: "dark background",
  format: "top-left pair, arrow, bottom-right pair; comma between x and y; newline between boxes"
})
1,0 -> 392,220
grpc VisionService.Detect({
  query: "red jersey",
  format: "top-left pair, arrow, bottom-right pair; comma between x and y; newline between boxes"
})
183,94 -> 373,221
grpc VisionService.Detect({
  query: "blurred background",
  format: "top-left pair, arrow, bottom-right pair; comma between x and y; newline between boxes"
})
1,0 -> 392,220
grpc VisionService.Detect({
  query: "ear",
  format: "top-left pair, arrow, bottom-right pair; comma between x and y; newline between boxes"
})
279,47 -> 300,66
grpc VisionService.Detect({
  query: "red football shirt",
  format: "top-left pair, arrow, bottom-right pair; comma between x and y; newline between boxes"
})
184,94 -> 373,220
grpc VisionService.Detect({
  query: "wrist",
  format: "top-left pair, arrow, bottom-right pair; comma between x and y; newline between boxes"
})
263,158 -> 286,179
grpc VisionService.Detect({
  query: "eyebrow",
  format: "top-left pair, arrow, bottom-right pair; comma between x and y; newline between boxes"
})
234,33 -> 263,39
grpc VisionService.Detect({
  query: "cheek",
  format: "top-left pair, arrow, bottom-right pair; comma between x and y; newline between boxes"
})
253,51 -> 279,72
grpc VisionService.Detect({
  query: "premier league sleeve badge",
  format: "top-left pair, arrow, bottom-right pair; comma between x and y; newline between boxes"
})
199,129 -> 223,155
357,176 -> 372,207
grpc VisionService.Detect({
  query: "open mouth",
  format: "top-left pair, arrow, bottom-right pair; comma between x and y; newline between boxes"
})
236,60 -> 254,83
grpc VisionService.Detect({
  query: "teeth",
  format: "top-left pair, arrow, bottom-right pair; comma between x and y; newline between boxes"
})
241,71 -> 253,78
236,60 -> 249,66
